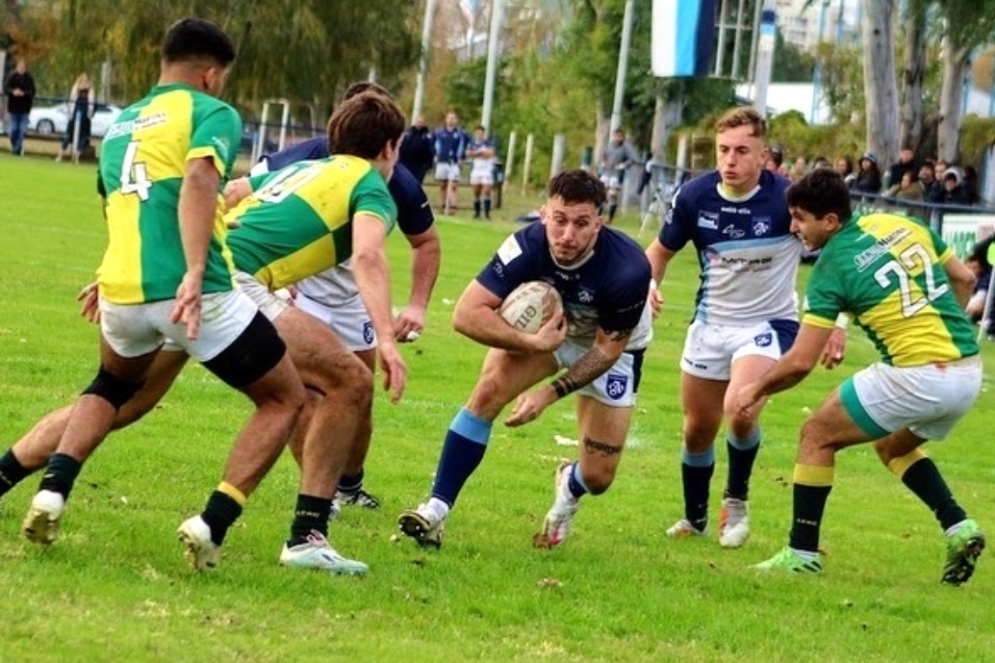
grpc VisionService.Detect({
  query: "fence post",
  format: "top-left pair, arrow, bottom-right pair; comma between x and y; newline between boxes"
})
521,133 -> 534,195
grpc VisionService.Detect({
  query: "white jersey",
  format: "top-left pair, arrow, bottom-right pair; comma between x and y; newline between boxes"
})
660,170 -> 799,326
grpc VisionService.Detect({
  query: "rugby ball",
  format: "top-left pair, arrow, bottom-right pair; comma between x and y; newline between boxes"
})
498,281 -> 562,334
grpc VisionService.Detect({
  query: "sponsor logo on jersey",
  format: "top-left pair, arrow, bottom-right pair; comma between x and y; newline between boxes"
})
753,217 -> 771,236
363,320 -> 375,345
605,373 -> 628,400
497,234 -> 523,264
578,288 -> 594,303
697,211 -> 719,229
722,224 -> 746,239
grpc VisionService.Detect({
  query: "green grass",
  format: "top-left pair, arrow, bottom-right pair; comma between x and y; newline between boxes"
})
1,151 -> 994,663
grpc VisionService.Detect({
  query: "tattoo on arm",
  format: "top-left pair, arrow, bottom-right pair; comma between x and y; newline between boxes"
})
583,436 -> 622,457
549,346 -> 616,399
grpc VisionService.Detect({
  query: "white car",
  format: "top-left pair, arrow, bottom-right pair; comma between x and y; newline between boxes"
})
28,103 -> 123,138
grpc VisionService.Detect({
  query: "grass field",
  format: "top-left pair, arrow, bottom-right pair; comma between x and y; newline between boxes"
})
1,152 -> 994,663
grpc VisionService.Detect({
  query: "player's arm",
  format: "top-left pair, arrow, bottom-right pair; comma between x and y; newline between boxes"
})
942,254 -> 977,310
735,322 -> 833,416
645,239 -> 677,317
505,324 -> 630,427
171,156 -> 222,340
395,225 -> 441,341
352,214 -> 406,403
453,280 -> 565,353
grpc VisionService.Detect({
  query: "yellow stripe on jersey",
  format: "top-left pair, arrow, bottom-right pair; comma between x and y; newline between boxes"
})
100,192 -> 144,303
188,145 -> 226,177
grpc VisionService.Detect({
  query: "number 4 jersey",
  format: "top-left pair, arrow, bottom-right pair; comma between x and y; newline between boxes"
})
803,212 -> 978,366
97,83 -> 242,304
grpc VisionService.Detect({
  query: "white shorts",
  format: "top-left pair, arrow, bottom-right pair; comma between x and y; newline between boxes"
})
554,341 -> 644,408
470,170 -> 493,186
680,319 -> 798,381
600,174 -> 622,191
100,289 -> 256,363
233,271 -> 291,322
840,355 -> 982,440
435,162 -> 461,182
295,291 -> 376,352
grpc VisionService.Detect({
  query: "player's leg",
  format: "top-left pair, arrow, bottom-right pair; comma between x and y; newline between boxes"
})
481,179 -> 493,219
535,348 -> 641,548
435,162 -> 449,210
399,348 -> 559,547
0,349 -> 189,501
448,164 -> 460,212
272,306 -> 371,574
24,304 -> 163,546
472,177 -> 482,218
334,347 -> 378,510
178,292 -> 305,571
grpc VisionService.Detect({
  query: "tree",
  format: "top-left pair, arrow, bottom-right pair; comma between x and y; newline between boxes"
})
861,0 -> 900,175
899,0 -> 928,152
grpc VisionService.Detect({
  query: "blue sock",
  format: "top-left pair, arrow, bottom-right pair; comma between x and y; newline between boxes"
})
431,408 -> 492,507
566,462 -> 589,499
681,446 -> 715,531
725,428 -> 761,500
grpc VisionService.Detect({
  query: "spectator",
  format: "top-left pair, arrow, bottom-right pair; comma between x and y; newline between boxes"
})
965,237 -> 992,325
887,146 -> 916,190
790,156 -> 808,181
765,145 -> 784,173
56,73 -> 95,162
811,156 -> 831,171
942,169 -> 968,205
834,156 -> 856,187
4,58 -> 36,156
919,160 -> 944,203
851,152 -> 882,194
887,171 -> 924,202
935,159 -> 949,181
398,114 -> 435,184
433,110 -> 468,213
962,165 -> 981,205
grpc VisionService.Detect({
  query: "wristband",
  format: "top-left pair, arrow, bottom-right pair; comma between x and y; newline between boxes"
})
834,313 -> 849,330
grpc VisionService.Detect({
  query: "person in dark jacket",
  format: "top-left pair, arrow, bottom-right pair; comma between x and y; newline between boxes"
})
398,114 -> 435,184
4,59 -> 36,156
851,152 -> 882,195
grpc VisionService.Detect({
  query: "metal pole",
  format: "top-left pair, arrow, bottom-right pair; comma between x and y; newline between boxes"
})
412,0 -> 438,122
810,0 -> 829,124
731,0 -> 747,80
550,134 -> 566,178
609,0 -> 635,133
481,0 -> 504,132
753,0 -> 777,116
714,0 -> 729,77
505,130 -> 517,180
746,0 -> 762,100
521,133 -> 534,195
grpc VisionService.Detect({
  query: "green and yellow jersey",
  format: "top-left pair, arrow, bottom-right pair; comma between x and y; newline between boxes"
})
225,155 -> 396,290
804,212 -> 978,366
97,83 -> 241,304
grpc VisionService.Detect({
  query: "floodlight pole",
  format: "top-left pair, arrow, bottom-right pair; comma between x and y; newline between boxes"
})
481,0 -> 505,132
412,0 -> 438,121
609,0 -> 635,133
753,0 -> 777,117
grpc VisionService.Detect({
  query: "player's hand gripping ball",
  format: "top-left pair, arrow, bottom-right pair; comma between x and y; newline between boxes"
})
498,281 -> 563,334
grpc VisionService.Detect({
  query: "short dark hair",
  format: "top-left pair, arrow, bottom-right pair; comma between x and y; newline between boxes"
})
785,168 -> 852,222
327,90 -> 405,160
547,169 -> 607,209
162,18 -> 236,66
342,81 -> 392,101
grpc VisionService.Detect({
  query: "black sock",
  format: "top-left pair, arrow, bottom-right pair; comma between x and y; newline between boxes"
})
473,199 -> 481,216
608,203 -> 618,221
289,494 -> 332,544
38,453 -> 82,500
483,197 -> 491,217
725,431 -> 761,500
337,469 -> 364,494
900,457 -> 967,531
788,482 -> 832,552
201,490 -> 244,546
682,462 -> 714,531
0,449 -> 30,497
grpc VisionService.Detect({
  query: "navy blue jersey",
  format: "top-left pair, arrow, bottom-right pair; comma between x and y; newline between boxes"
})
260,137 -> 432,236
478,222 -> 651,348
660,169 -> 800,325
434,126 -> 467,164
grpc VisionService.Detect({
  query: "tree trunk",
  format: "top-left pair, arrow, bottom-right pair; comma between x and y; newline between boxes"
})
937,36 -> 971,164
900,3 -> 926,154
650,89 -> 666,159
862,0 -> 900,176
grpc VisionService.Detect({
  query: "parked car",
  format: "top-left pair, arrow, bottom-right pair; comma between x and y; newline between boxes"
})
28,103 -> 123,138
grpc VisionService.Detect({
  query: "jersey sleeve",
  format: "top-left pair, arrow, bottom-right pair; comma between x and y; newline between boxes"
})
391,164 -> 435,235
263,137 -> 329,171
658,185 -> 693,251
599,261 -> 651,335
188,103 -> 241,179
802,260 -> 846,328
475,228 -> 537,300
350,169 -> 397,234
